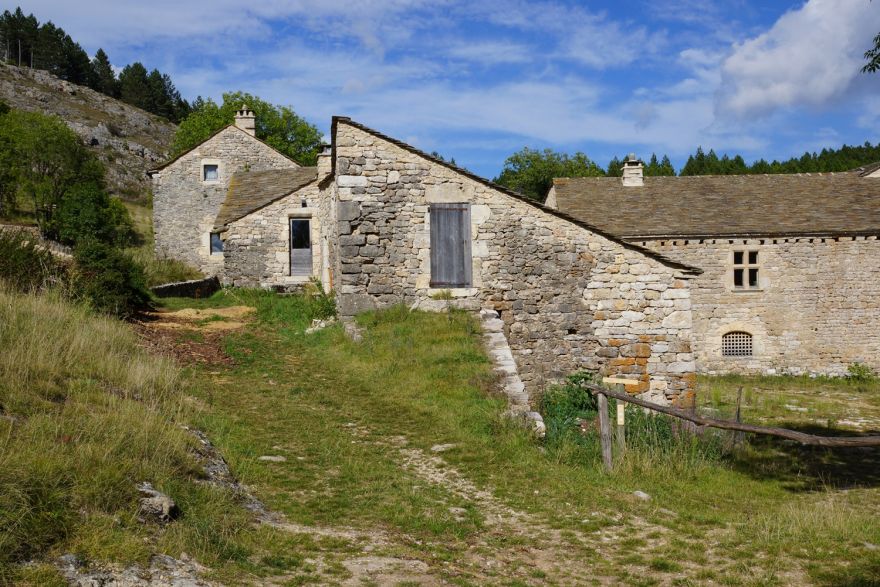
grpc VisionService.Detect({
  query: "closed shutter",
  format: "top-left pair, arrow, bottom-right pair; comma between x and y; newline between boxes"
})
430,203 -> 472,287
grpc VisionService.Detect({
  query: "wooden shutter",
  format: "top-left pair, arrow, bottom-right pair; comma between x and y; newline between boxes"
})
430,203 -> 472,287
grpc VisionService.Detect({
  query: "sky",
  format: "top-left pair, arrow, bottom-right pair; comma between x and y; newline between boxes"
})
14,0 -> 880,178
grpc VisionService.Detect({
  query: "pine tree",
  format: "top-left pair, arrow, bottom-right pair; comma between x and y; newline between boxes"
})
118,62 -> 152,112
89,48 -> 118,97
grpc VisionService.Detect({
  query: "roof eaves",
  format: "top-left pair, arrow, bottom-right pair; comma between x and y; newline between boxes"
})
331,116 -> 702,276
214,170 -> 318,231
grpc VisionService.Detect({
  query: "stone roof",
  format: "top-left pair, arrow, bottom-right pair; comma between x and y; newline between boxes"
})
852,161 -> 880,177
551,173 -> 880,239
330,117 -> 701,275
214,167 -> 317,229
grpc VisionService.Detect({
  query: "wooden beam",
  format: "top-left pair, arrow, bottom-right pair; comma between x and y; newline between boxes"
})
597,392 -> 613,470
584,383 -> 880,448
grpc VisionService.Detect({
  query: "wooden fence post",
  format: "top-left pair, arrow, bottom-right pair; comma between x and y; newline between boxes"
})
597,392 -> 613,471
615,383 -> 626,455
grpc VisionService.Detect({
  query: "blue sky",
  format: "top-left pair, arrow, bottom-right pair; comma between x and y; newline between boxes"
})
16,0 -> 880,177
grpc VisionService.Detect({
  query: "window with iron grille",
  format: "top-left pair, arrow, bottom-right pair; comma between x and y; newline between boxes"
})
429,203 -> 472,288
732,249 -> 759,289
722,331 -> 753,357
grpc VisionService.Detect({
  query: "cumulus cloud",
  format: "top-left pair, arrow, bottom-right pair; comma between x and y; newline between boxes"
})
716,0 -> 880,118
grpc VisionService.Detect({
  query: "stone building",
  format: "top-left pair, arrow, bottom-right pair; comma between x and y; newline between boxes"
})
151,115 -> 702,404
546,157 -> 880,376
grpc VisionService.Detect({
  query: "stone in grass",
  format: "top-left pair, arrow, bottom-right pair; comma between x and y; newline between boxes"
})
258,455 -> 287,462
430,443 -> 457,453
137,482 -> 179,523
633,490 -> 651,501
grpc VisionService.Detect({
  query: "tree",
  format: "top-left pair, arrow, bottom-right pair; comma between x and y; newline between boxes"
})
89,48 -> 118,97
0,109 -> 135,245
864,31 -> 880,73
644,153 -> 676,176
171,92 -> 323,165
118,62 -> 152,111
494,147 -> 604,201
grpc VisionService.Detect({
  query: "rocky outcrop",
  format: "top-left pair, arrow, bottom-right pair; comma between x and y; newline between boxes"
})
0,63 -> 176,199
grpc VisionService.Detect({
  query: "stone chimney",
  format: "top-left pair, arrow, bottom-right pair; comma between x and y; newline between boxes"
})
234,105 -> 256,136
621,153 -> 644,187
316,143 -> 332,177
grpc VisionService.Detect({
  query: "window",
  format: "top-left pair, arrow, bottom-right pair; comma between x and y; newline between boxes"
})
732,249 -> 759,289
210,232 -> 223,254
722,331 -> 753,357
203,164 -> 219,181
430,203 -> 472,288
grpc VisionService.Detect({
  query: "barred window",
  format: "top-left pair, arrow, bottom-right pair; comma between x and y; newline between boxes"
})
722,331 -> 753,357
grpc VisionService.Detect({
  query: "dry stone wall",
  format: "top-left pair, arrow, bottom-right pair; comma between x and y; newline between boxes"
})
642,236 -> 880,375
151,127 -> 297,274
333,121 -> 697,402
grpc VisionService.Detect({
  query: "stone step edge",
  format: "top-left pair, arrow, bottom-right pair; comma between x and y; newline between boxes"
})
479,309 -> 546,439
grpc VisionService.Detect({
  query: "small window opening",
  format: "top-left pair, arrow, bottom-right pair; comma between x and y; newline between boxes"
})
203,164 -> 219,181
722,331 -> 753,357
210,232 -> 223,254
733,249 -> 760,289
567,328 -> 578,335
301,198 -> 308,208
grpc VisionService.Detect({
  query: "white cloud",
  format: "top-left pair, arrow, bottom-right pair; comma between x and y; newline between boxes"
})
716,0 -> 880,118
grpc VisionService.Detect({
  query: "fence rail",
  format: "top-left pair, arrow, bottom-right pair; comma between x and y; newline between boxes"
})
587,380 -> 880,471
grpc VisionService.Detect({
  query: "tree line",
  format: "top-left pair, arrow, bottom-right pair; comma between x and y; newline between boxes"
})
0,8 -> 190,122
494,142 -> 880,201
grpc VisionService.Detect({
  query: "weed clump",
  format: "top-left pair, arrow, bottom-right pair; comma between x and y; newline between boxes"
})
540,371 -> 725,477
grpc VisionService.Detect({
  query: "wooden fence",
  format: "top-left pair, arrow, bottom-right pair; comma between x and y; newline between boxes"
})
588,379 -> 880,471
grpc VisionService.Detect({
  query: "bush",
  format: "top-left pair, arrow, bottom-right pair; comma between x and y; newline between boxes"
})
53,185 -> 138,248
846,362 -> 876,383
72,241 -> 150,318
0,229 -> 63,293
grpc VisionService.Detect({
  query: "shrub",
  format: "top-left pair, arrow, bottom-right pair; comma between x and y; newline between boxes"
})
53,185 -> 138,248
846,362 -> 876,383
72,241 -> 150,318
0,229 -> 62,293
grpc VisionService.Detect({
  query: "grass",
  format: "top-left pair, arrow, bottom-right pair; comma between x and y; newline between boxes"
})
3,285 -> 879,584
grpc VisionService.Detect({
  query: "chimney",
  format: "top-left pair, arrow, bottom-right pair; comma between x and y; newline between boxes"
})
234,105 -> 256,136
621,153 -> 644,187
316,143 -> 332,177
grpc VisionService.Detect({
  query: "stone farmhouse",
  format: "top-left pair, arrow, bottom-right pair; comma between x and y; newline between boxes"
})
546,156 -> 880,377
149,109 -> 702,404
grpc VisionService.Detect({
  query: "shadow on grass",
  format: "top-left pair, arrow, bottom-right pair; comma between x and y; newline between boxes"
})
730,421 -> 880,491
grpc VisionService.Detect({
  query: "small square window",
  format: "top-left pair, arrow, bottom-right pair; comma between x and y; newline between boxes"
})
732,249 -> 760,290
210,232 -> 223,254
203,164 -> 219,181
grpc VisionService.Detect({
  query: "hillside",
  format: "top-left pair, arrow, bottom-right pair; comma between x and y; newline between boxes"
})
0,63 -> 176,199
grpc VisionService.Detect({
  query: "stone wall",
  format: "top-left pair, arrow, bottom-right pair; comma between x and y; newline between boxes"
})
151,126 -> 297,274
223,182 -> 335,291
640,236 -> 880,375
333,120 -> 697,402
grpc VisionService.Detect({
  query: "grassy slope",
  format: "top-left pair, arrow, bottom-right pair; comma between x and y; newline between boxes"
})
170,291 -> 879,585
3,284 -> 878,584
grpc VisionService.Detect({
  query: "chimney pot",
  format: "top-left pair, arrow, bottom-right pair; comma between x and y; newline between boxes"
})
234,104 -> 256,136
